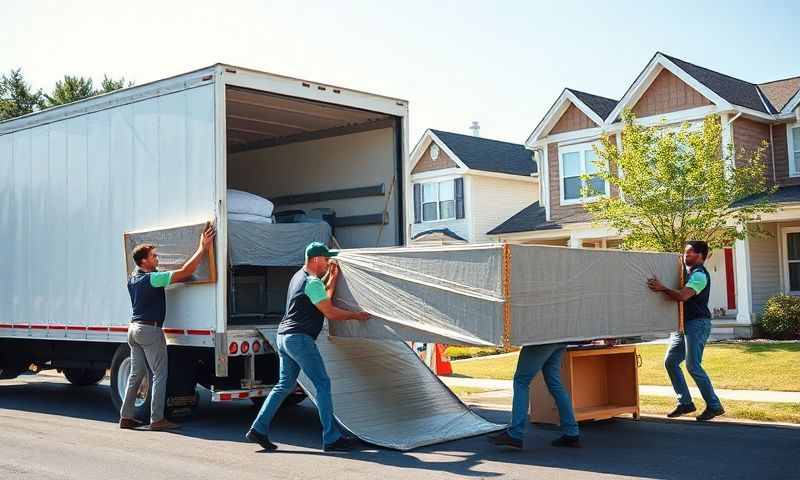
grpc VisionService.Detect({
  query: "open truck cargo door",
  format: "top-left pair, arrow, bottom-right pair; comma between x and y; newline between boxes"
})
258,327 -> 504,451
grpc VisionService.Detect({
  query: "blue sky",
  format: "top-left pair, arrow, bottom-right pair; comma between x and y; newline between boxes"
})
2,1 -> 796,144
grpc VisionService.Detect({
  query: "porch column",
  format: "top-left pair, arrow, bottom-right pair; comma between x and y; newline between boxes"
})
567,234 -> 582,248
734,237 -> 753,324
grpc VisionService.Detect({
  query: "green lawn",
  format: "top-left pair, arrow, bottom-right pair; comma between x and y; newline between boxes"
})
450,342 -> 800,392
639,395 -> 800,424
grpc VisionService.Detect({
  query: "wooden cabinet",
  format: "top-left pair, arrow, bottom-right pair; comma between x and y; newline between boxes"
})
530,345 -> 640,425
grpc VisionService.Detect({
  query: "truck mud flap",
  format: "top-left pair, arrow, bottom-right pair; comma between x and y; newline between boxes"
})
257,327 -> 505,451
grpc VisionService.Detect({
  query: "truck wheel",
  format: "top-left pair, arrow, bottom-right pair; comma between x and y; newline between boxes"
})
110,344 -> 151,420
63,368 -> 107,386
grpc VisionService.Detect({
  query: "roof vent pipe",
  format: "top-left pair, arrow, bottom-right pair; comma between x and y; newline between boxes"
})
470,121 -> 480,137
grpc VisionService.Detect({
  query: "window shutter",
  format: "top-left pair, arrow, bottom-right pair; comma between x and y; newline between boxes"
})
413,183 -> 422,224
455,178 -> 465,219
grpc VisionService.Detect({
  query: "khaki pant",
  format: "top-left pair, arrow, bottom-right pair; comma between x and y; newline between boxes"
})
120,323 -> 168,423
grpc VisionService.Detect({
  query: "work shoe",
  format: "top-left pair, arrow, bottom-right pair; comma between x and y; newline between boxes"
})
666,404 -> 697,418
551,435 -> 581,448
119,417 -> 145,430
488,431 -> 523,450
323,436 -> 360,453
696,407 -> 725,422
245,429 -> 278,451
143,419 -> 181,431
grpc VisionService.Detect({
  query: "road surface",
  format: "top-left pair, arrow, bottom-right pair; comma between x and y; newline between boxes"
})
0,373 -> 796,479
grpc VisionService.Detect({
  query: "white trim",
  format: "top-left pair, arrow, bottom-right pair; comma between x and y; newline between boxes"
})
542,146 -> 551,221
734,236 -> 753,324
410,167 -> 461,181
787,122 -> 800,177
604,54 -> 732,128
605,105 -> 724,132
428,131 -> 471,170
525,89 -> 603,146
781,226 -> 800,295
783,89 -> 800,114
532,127 -> 604,148
557,141 -> 609,206
463,169 -> 538,183
408,130 -> 470,173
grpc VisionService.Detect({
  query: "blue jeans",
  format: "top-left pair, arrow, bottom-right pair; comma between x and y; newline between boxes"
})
250,333 -> 341,445
664,319 -> 722,410
509,343 -> 579,439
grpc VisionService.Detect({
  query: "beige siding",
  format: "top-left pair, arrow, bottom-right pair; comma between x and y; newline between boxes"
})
749,223 -> 781,314
471,175 -> 538,243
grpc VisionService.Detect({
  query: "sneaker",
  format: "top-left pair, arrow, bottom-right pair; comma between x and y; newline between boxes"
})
488,431 -> 523,450
696,407 -> 725,422
144,419 -> 181,431
551,435 -> 581,448
119,417 -> 145,430
666,404 -> 697,418
245,429 -> 278,451
323,436 -> 360,452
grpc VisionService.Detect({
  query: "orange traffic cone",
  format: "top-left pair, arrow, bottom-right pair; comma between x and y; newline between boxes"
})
433,344 -> 453,376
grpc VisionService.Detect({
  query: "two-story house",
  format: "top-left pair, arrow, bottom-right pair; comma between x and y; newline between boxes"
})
488,52 -> 800,337
408,129 -> 538,245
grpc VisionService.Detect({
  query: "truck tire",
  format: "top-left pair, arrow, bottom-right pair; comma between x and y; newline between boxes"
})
63,368 -> 107,386
110,344 -> 151,420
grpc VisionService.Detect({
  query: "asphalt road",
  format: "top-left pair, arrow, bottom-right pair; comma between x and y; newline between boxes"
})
0,373 -> 797,480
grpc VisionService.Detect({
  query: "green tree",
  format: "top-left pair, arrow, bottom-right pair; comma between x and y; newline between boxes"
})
99,75 -> 133,93
0,68 -> 45,120
45,75 -> 96,107
584,111 -> 775,252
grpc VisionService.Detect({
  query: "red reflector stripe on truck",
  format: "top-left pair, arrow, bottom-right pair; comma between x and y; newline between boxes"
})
67,326 -> 87,331
186,329 -> 213,336
30,325 -> 48,330
109,327 -> 129,333
220,393 -> 232,401
87,326 -> 109,332
162,328 -> 185,335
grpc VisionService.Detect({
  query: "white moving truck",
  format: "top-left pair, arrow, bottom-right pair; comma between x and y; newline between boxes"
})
0,64 -> 408,418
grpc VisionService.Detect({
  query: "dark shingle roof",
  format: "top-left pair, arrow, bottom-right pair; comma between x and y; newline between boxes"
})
661,53 -> 775,114
429,129 -> 536,177
568,89 -> 618,120
733,185 -> 800,208
487,201 -> 561,235
759,77 -> 800,112
411,228 -> 467,242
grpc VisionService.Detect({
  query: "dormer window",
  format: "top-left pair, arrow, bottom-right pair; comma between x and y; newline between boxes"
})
560,142 -> 607,205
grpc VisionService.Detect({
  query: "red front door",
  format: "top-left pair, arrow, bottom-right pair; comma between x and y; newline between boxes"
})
724,248 -> 736,310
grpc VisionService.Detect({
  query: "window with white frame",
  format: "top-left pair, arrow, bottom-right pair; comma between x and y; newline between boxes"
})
421,180 -> 455,222
785,229 -> 800,294
789,124 -> 800,177
560,143 -> 607,203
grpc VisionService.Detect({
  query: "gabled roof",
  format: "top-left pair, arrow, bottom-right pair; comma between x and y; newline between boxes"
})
429,129 -> 536,177
660,53 -> 775,114
568,89 -> 618,120
525,89 -> 613,145
486,201 -> 561,235
411,228 -> 467,242
759,76 -> 800,112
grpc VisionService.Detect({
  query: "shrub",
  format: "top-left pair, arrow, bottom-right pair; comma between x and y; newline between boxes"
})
758,294 -> 800,339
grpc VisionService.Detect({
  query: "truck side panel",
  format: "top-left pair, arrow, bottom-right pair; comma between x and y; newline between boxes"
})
0,84 -> 218,346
